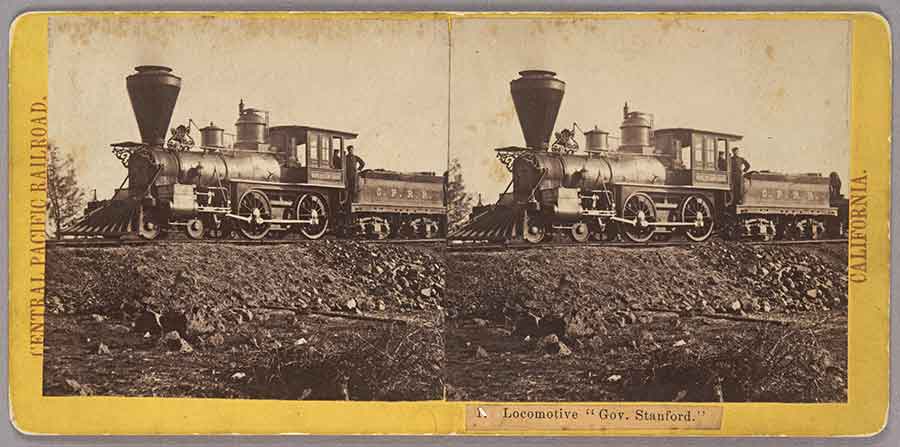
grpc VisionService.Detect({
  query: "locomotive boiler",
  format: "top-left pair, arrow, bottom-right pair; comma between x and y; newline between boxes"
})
452,70 -> 844,243
64,65 -> 447,240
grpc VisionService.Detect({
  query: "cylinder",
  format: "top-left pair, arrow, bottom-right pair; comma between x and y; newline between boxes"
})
235,107 -> 267,149
620,111 -> 653,153
200,122 -> 224,148
584,126 -> 610,153
126,65 -> 182,146
510,70 -> 566,150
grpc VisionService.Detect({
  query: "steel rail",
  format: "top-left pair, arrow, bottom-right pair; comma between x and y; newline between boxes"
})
46,237 -> 446,249
446,238 -> 848,253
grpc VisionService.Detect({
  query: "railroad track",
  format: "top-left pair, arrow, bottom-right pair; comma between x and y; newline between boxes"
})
46,237 -> 446,249
446,238 -> 848,253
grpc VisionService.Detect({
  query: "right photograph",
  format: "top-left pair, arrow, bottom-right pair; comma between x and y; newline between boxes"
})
445,18 -> 851,402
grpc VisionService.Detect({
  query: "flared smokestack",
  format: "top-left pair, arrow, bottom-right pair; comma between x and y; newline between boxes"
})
510,70 -> 565,150
126,65 -> 181,145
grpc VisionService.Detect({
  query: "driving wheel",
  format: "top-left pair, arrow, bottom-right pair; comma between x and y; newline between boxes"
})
622,192 -> 657,243
681,195 -> 714,242
237,189 -> 272,240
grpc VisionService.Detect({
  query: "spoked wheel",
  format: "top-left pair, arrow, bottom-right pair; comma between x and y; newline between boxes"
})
237,189 -> 272,240
293,193 -> 329,240
681,195 -> 715,242
799,217 -> 825,240
569,222 -> 590,243
137,205 -> 161,240
523,218 -> 546,244
622,192 -> 657,243
185,218 -> 205,240
778,217 -> 800,240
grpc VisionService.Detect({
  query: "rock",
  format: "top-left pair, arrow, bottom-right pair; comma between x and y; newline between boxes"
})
206,333 -> 225,347
606,374 -> 622,383
96,342 -> 111,355
540,334 -> 560,346
672,339 -> 687,347
538,315 -> 566,338
585,336 -> 604,351
235,308 -> 254,322
376,300 -> 387,311
728,300 -> 742,313
624,311 -> 638,325
161,310 -> 189,334
471,318 -> 489,327
344,298 -> 357,311
90,314 -> 106,323
564,314 -> 595,338
554,341 -> 573,357
538,334 -> 571,356
638,329 -> 655,345
160,331 -> 193,353
806,289 -> 819,299
474,346 -> 489,358
231,372 -> 246,380
294,337 -> 309,346
134,309 -> 163,335
513,313 -> 540,336
108,324 -> 131,335
420,288 -> 434,298
186,311 -> 215,335
762,301 -> 773,313
64,379 -> 94,396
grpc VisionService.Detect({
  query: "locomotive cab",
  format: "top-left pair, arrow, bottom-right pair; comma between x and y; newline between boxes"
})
654,128 -> 741,194
268,125 -> 357,187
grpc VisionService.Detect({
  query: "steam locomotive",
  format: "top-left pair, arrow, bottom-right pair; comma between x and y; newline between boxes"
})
452,70 -> 847,243
64,66 -> 447,240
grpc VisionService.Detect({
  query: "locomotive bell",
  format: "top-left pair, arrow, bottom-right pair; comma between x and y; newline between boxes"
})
126,65 -> 182,146
510,70 -> 566,150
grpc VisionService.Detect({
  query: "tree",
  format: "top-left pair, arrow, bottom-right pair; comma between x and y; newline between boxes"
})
446,158 -> 473,231
46,143 -> 86,239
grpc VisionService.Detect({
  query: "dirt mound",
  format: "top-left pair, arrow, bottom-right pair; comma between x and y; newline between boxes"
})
445,240 -> 848,326
46,241 -> 444,330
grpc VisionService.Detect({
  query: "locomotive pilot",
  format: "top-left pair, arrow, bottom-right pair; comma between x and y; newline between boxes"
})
730,147 -> 751,204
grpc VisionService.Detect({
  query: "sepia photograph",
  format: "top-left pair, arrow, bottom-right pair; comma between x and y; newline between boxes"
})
41,15 -> 449,401
444,18 -> 851,403
7,9 -> 892,436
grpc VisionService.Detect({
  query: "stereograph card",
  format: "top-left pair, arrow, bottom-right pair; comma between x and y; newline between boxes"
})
6,11 -> 891,436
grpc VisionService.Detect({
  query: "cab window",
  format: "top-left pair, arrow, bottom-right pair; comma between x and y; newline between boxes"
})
320,135 -> 331,165
296,143 -> 307,167
716,139 -> 729,171
309,134 -> 319,166
703,136 -> 716,170
331,136 -> 343,168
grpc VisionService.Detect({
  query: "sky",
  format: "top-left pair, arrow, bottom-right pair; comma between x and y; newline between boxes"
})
449,18 -> 851,200
49,16 -> 851,202
48,15 -> 449,198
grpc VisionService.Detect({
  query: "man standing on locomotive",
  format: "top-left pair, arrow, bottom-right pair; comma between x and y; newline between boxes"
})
346,145 -> 366,201
730,147 -> 751,204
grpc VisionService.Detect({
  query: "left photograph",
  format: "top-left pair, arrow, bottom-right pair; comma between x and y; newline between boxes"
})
42,16 -> 449,400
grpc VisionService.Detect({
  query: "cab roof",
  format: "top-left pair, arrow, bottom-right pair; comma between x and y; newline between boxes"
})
655,128 -> 743,140
269,125 -> 358,139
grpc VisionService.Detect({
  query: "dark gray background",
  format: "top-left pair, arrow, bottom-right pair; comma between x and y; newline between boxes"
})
2,0 -> 896,445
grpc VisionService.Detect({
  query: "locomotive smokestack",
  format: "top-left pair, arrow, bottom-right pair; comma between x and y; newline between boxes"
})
510,70 -> 565,150
126,65 -> 182,145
